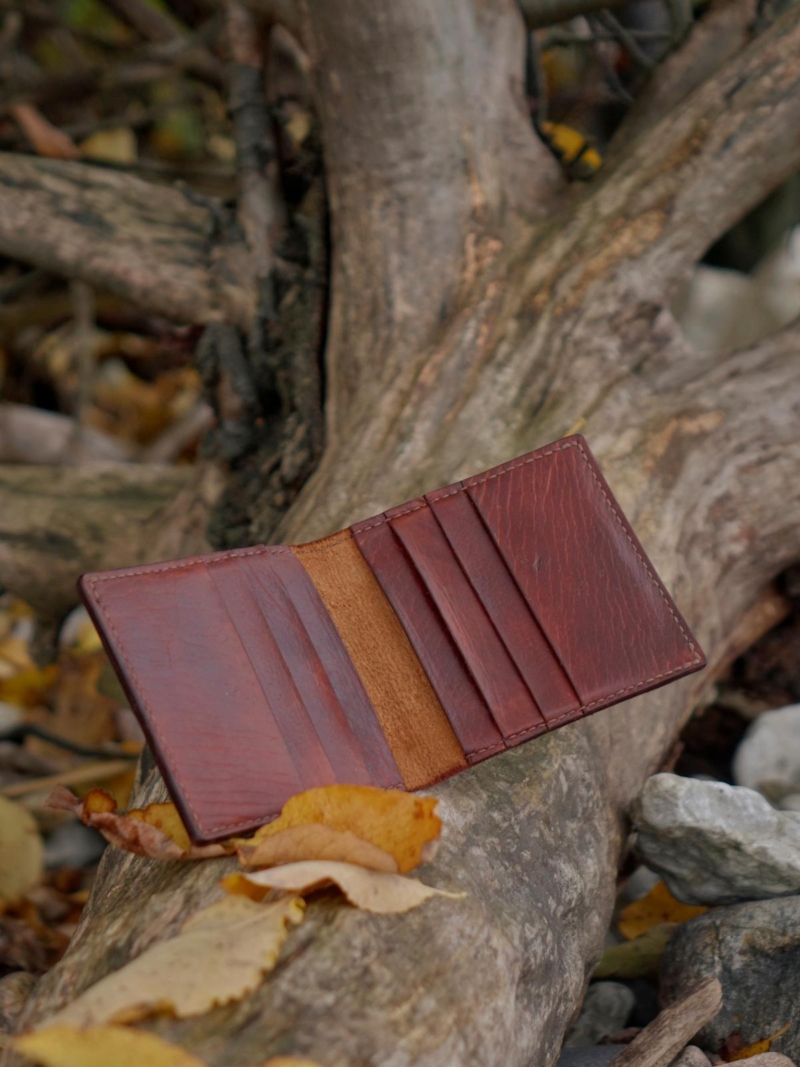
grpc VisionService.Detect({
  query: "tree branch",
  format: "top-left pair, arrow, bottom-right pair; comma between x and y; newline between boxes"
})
0,462 -> 222,621
298,0 -> 564,446
279,2 -> 800,545
0,154 -> 256,328
613,0 -> 757,149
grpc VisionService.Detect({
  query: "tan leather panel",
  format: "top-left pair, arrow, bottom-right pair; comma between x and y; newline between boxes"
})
292,531 -> 467,789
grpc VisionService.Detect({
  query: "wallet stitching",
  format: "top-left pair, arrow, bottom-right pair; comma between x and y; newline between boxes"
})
85,439 -> 701,827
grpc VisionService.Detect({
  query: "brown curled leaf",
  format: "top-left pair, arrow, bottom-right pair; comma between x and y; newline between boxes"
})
46,786 -> 230,860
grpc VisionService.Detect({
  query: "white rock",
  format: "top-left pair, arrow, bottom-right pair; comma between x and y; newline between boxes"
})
631,773 -> 800,905
734,704 -> 800,803
563,981 -> 635,1048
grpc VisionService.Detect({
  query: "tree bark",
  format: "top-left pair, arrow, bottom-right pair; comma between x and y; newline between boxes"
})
4,1 -> 800,1064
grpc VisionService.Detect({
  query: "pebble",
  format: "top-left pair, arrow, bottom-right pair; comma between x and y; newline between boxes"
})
671,1048 -> 711,1067
44,821 -> 106,870
733,704 -> 800,804
660,896 -> 800,1060
562,981 -> 635,1048
630,773 -> 800,905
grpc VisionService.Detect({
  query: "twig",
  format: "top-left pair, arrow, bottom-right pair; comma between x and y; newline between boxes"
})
99,0 -> 184,44
519,0 -> 629,29
609,978 -> 723,1067
590,18 -> 636,104
139,400 -> 215,463
1,758 -> 136,799
596,10 -> 658,69
0,724 -> 138,762
65,280 -> 97,465
101,0 -> 226,86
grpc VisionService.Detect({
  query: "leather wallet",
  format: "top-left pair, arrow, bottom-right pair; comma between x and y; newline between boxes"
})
79,435 -> 705,843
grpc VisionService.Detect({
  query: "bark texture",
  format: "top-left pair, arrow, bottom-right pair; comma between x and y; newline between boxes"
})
3,0 -> 800,1064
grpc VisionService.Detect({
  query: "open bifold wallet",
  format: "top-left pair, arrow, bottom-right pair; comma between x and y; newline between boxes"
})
80,434 -> 705,844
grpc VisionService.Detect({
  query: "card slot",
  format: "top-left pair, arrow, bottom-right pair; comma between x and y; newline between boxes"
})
389,501 -> 548,744
465,441 -> 697,707
83,559 -> 303,841
206,557 -> 337,789
353,515 -> 504,761
293,532 -> 467,790
250,552 -> 402,789
426,487 -> 580,732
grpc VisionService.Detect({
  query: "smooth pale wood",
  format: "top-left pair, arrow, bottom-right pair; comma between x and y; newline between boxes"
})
609,978 -> 723,1067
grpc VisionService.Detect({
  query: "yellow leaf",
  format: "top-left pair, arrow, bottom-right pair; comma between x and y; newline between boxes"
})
0,664 -> 58,707
0,795 -> 44,906
24,649 -> 116,762
15,1025 -> 207,1067
594,923 -> 677,979
0,634 -> 35,674
728,1022 -> 791,1060
46,895 -> 305,1028
46,787 -> 229,861
261,1060 -> 324,1067
79,128 -> 137,165
237,824 -> 398,872
540,121 -> 602,178
618,881 -> 707,940
236,785 -> 441,874
224,861 -> 465,915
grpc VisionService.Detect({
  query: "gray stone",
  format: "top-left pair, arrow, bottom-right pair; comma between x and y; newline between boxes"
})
557,1047 -> 626,1067
733,1057 -> 797,1067
734,705 -> 800,804
670,1048 -> 711,1067
630,773 -> 800,905
563,981 -> 635,1048
660,896 -> 800,1060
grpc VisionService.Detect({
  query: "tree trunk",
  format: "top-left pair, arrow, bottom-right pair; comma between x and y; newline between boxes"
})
3,0 -> 800,1064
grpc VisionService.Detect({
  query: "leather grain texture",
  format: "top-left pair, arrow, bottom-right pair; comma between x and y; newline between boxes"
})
80,434 -> 705,843
291,532 -> 466,789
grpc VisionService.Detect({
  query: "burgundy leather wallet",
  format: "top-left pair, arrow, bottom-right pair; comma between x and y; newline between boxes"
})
80,435 -> 705,843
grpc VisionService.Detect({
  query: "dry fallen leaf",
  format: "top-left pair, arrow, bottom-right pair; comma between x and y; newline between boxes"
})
224,861 -> 465,915
16,1025 -> 208,1067
25,649 -> 117,762
727,1022 -> 791,1060
45,895 -> 304,1028
260,1060 -> 324,1067
618,881 -> 707,940
237,785 -> 441,873
46,787 -> 229,861
79,128 -> 137,165
238,824 -> 398,872
594,922 -> 677,979
10,104 -> 80,160
0,796 -> 44,906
